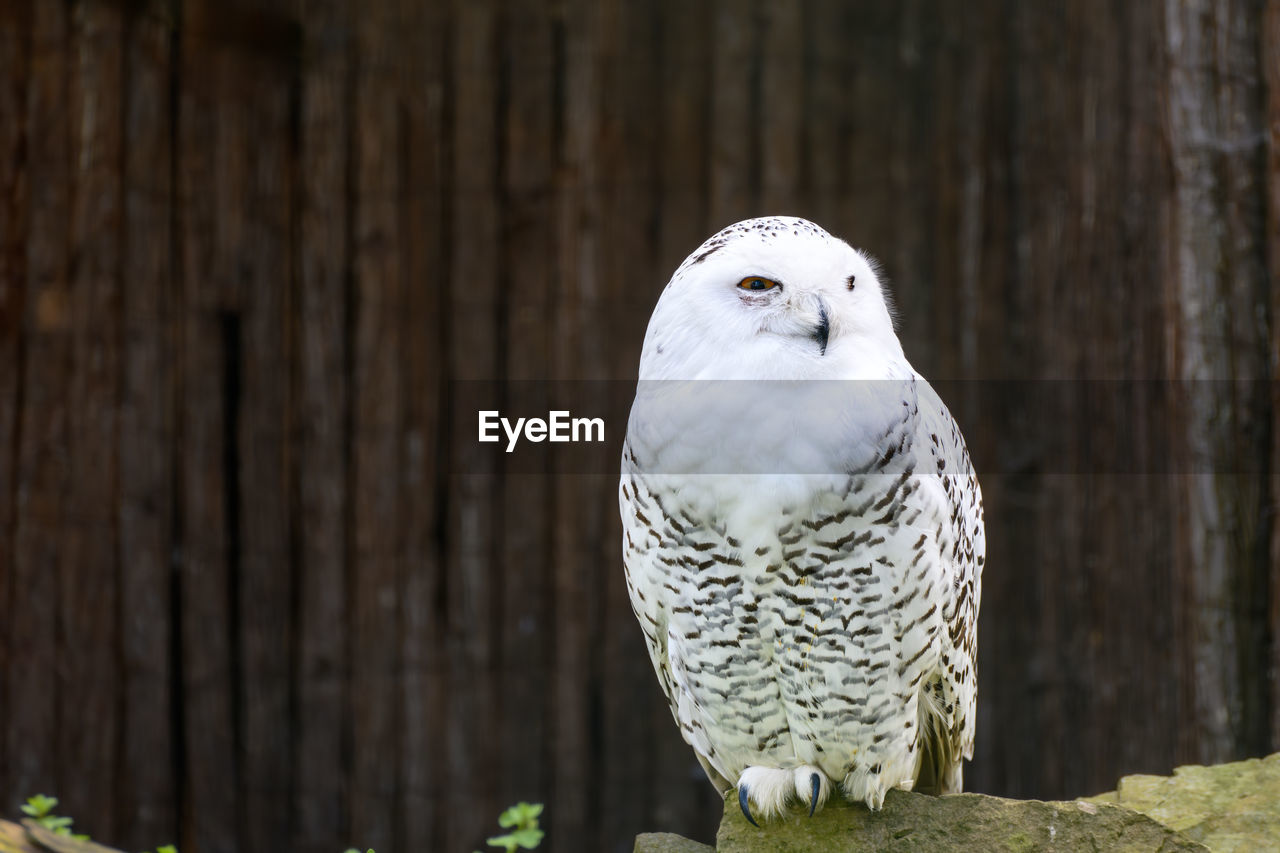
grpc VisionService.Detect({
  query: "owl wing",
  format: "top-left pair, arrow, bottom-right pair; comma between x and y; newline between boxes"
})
912,380 -> 984,792
618,444 -> 736,793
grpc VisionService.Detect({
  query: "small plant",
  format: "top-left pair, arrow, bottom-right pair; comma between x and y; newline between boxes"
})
20,794 -> 88,841
18,794 -> 176,852
479,802 -> 544,853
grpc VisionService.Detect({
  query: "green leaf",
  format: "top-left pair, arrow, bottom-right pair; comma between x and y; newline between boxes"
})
40,815 -> 74,832
486,833 -> 519,852
156,846 -> 178,853
487,802 -> 544,850
23,795 -> 59,817
498,802 -> 544,829
510,827 -> 544,849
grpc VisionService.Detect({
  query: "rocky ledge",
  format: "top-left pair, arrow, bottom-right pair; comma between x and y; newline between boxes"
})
635,753 -> 1280,852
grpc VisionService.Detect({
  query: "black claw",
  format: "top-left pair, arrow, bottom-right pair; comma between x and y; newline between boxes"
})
738,786 -> 760,827
809,773 -> 821,817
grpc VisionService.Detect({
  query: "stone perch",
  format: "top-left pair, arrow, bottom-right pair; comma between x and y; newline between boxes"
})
635,753 -> 1280,852
0,820 -> 128,853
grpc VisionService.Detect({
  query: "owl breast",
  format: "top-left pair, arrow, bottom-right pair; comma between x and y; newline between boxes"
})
623,453 -> 955,798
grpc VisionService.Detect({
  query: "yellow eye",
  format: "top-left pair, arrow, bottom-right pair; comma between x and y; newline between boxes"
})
737,276 -> 779,292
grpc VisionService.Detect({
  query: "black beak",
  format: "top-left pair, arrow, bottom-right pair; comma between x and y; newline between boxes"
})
812,299 -> 830,356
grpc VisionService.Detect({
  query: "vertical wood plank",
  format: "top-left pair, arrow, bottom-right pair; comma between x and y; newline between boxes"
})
708,0 -> 756,226
547,2 -> 604,847
444,0 -> 501,847
399,2 -> 447,847
802,0 -> 846,228
1204,0 -> 1273,764
1075,3 -> 1117,792
1119,0 -> 1181,780
497,0 -> 555,821
965,0 -> 1016,386
922,0 -> 962,377
1012,1 -> 1070,797
843,4 -> 897,255
349,5 -> 405,850
117,2 -> 177,845
0,0 -> 31,811
1264,0 -> 1280,750
293,0 -> 351,849
235,16 -> 297,852
176,6 -> 241,848
758,2 -> 802,217
9,0 -> 69,806
60,1 -> 123,836
657,0 -> 710,271
1165,0 -> 1272,766
884,0 -> 936,377
1032,4 -> 1089,801
1074,0 -> 1169,788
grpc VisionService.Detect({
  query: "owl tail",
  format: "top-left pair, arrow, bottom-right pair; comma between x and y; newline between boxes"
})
695,751 -> 734,795
914,678 -> 963,795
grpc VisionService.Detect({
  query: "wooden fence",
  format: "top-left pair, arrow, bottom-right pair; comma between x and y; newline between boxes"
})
0,1 -> 1277,851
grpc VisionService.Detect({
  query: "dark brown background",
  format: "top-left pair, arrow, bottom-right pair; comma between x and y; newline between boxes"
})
0,1 -> 1277,851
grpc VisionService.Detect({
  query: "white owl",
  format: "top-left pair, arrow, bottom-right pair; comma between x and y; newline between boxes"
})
619,217 -> 984,825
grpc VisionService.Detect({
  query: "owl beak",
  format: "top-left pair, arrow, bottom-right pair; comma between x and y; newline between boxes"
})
811,297 -> 830,356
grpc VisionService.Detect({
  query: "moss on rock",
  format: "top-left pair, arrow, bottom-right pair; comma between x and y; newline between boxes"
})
715,787 -> 1206,852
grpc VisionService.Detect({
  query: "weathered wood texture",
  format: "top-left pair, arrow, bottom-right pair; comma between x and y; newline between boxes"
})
0,2 -> 1276,852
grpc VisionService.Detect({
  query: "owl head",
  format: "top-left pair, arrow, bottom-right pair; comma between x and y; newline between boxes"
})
638,217 -> 904,381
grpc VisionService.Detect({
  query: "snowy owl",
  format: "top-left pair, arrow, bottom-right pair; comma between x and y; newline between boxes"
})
619,216 -> 984,825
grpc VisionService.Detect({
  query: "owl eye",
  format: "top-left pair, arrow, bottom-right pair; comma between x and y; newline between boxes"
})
737,276 -> 779,292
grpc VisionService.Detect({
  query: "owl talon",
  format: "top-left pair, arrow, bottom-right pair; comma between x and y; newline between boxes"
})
738,786 -> 760,827
808,773 -> 820,817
